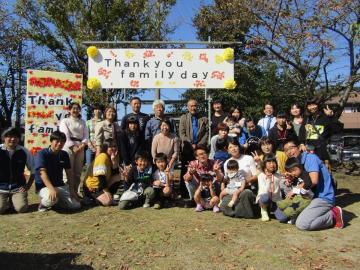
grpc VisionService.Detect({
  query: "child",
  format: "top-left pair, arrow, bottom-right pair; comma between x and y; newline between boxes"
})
276,157 -> 314,223
224,116 -> 241,137
194,174 -> 220,213
118,151 -> 155,210
256,154 -> 282,221
152,153 -> 173,209
219,159 -> 246,208
213,138 -> 230,172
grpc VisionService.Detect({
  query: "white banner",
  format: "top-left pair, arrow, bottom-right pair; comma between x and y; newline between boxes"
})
88,49 -> 234,89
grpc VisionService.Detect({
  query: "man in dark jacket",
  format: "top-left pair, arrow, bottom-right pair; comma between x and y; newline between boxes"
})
179,99 -> 209,198
304,98 -> 343,168
0,127 -> 34,214
120,97 -> 150,134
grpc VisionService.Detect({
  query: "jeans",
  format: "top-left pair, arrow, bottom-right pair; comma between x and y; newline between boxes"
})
85,148 -> 96,166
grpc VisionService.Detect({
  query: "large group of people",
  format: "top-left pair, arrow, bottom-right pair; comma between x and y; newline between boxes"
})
0,96 -> 345,231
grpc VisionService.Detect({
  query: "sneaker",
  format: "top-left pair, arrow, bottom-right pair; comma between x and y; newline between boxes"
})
143,203 -> 151,208
332,206 -> 344,229
82,196 -> 94,206
153,202 -> 161,210
287,217 -> 296,225
213,205 -> 220,213
195,204 -> 204,212
227,200 -> 235,208
261,208 -> 270,222
38,203 -> 49,212
218,200 -> 223,208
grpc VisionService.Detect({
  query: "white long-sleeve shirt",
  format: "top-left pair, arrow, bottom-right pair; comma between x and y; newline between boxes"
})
59,116 -> 88,150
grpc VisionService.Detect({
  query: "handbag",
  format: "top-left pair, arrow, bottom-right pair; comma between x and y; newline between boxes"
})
119,183 -> 143,202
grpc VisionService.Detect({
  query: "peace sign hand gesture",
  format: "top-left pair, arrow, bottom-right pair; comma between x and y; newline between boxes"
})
251,151 -> 261,163
213,160 -> 223,172
323,105 -> 334,117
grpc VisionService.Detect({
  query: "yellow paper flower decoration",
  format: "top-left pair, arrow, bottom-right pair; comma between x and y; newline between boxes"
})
87,78 -> 101,90
224,79 -> 237,90
222,48 -> 234,61
215,55 -> 224,64
87,46 -> 99,58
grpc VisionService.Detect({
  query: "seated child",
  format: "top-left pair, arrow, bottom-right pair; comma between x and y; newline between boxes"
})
219,159 -> 246,208
276,157 -> 314,223
256,154 -> 282,221
118,151 -> 155,210
194,174 -> 220,213
152,153 -> 173,209
213,138 -> 230,172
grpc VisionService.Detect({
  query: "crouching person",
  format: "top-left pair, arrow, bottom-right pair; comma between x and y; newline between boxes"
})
152,153 -> 173,209
83,141 -> 122,206
0,127 -> 35,214
183,145 -> 223,201
35,131 -> 81,212
118,151 -> 155,210
194,174 -> 220,213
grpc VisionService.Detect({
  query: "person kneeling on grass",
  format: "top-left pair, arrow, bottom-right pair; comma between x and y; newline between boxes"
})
83,141 -> 122,206
256,154 -> 282,221
194,174 -> 220,213
183,145 -> 223,201
275,157 -> 314,224
118,151 -> 155,210
284,139 -> 343,230
152,153 -> 173,209
0,127 -> 35,214
219,159 -> 246,208
35,131 -> 81,212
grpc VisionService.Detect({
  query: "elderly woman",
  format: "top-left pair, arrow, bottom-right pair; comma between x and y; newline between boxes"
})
94,105 -> 120,156
59,102 -> 88,193
221,138 -> 258,219
145,99 -> 176,145
151,120 -> 180,171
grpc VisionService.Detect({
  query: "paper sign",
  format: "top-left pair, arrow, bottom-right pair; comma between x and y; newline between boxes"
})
25,70 -> 83,155
88,49 -> 234,89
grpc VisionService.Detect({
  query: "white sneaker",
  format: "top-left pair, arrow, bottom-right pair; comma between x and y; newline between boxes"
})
143,203 -> 150,208
261,208 -> 270,221
227,200 -> 235,208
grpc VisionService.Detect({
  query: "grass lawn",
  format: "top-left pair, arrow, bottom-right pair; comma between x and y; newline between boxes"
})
0,172 -> 359,270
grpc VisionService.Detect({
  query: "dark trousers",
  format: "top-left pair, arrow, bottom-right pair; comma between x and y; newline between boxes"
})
220,189 -> 258,219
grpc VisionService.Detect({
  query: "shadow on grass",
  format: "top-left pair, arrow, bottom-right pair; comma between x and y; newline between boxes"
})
0,252 -> 93,270
336,188 -> 360,208
336,188 -> 359,226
